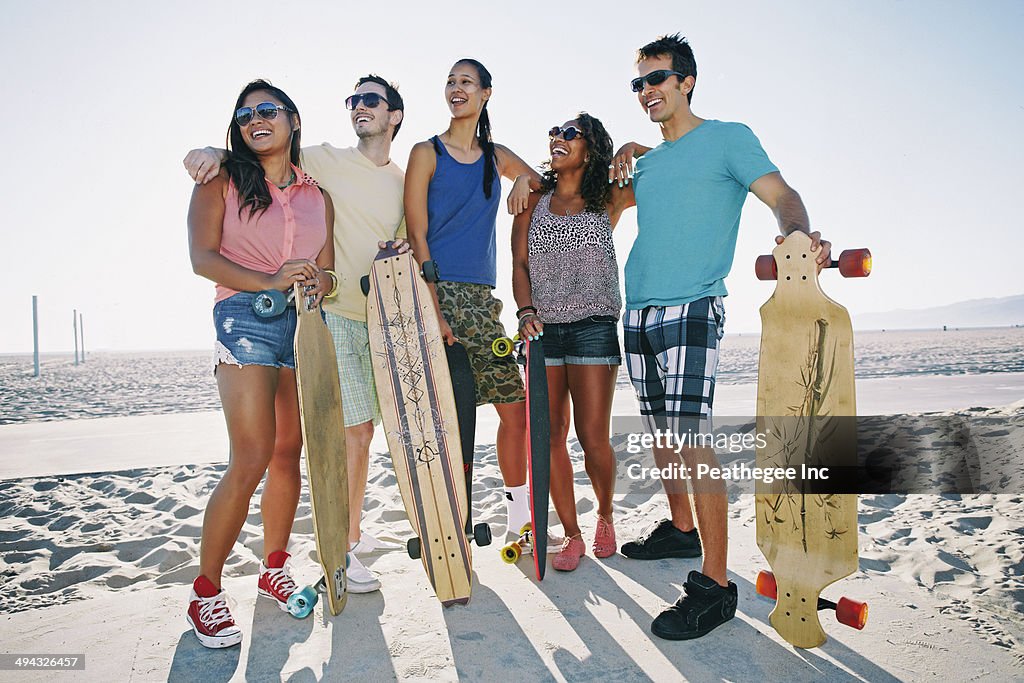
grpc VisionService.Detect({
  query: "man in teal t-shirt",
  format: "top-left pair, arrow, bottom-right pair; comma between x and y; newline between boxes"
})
609,33 -> 833,641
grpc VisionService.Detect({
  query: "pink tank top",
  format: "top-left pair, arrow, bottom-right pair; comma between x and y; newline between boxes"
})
215,164 -> 327,303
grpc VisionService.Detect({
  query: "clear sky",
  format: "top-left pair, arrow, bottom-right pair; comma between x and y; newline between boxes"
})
2,0 -> 1021,352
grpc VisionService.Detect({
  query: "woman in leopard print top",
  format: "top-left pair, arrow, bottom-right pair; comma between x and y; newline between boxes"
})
511,113 -> 635,572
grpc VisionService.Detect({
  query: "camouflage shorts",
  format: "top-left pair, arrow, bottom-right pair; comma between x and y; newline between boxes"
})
436,281 -> 525,405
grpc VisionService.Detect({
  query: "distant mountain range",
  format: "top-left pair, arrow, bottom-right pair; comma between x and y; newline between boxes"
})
854,294 -> 1024,330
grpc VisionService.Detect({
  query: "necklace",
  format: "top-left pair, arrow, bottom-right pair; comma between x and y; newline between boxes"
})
275,171 -> 296,190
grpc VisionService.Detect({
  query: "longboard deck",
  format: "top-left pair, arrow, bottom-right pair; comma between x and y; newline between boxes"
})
446,343 -> 477,534
365,247 -> 473,606
754,233 -> 858,648
293,283 -> 349,616
523,338 -> 550,581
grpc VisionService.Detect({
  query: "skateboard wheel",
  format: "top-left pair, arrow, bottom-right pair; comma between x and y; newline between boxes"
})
836,596 -> 868,630
754,255 -> 778,281
473,522 -> 492,547
421,260 -> 439,283
837,248 -> 872,278
360,275 -> 370,296
492,337 -> 514,357
501,542 -> 521,564
286,585 -> 319,618
253,289 -> 288,318
407,537 -> 422,560
755,570 -> 778,600
518,523 -> 533,536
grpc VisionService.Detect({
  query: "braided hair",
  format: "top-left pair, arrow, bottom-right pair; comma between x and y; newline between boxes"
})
224,79 -> 301,219
453,58 -> 496,199
538,112 -> 614,214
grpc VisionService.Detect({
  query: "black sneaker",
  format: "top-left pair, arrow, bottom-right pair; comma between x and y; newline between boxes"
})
651,570 -> 738,640
620,519 -> 702,559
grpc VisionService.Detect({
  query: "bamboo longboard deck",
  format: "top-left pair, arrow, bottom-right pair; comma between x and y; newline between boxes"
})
755,232 -> 859,648
365,248 -> 473,606
293,283 -> 349,616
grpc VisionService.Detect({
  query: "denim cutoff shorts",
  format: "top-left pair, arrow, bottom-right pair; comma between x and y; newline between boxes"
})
212,292 -> 300,373
538,315 -> 622,367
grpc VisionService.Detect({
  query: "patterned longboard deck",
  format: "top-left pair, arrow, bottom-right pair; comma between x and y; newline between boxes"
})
365,248 -> 472,605
755,233 -> 859,648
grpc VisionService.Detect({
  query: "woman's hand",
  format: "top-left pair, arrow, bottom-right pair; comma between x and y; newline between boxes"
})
264,259 -> 319,293
378,238 -> 412,254
183,147 -> 226,185
518,313 -> 543,341
507,174 -> 532,216
608,142 -> 639,187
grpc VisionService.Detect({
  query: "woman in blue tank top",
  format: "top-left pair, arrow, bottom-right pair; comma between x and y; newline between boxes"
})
405,58 -> 542,537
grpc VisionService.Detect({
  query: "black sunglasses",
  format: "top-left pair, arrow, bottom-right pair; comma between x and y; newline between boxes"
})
549,125 -> 585,142
345,92 -> 391,110
235,102 -> 291,127
630,69 -> 688,93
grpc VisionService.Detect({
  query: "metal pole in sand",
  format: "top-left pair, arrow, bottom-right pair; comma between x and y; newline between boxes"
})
80,312 -> 85,363
73,309 -> 79,366
32,296 -> 40,377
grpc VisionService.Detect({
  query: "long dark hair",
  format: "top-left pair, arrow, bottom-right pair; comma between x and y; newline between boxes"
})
539,112 -> 614,213
434,58 -> 496,199
224,79 -> 302,219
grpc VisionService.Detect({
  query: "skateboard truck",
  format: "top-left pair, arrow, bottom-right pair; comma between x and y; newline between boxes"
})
286,555 -> 350,619
406,523 -> 492,560
500,523 -> 534,563
360,244 -> 439,296
755,570 -> 868,631
755,248 -> 872,281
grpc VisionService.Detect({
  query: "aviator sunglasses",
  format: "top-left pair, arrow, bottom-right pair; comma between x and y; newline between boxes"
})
235,102 -> 292,127
630,69 -> 688,93
345,92 -> 391,110
549,125 -> 585,141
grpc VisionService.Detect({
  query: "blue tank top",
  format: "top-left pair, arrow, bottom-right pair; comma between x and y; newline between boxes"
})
426,135 -> 500,287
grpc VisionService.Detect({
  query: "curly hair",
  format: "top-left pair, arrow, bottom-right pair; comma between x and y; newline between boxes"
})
538,112 -> 614,214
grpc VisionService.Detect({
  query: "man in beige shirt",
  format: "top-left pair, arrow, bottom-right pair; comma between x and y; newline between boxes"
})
184,75 -> 407,593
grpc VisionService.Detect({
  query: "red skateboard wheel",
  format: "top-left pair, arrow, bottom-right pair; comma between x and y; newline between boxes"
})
836,596 -> 868,630
755,570 -> 778,600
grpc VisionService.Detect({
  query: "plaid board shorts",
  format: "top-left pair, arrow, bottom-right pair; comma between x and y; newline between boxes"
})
325,312 -> 381,427
624,296 -> 726,436
435,281 -> 525,405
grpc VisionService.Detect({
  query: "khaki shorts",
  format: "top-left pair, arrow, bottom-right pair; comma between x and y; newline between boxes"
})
435,281 -> 525,405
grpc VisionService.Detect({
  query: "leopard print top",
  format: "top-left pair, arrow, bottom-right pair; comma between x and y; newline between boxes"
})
527,192 -> 622,323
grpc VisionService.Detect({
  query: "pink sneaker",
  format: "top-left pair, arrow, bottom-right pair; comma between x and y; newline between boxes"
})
593,516 -> 616,558
552,535 -> 586,572
186,575 -> 242,649
257,550 -> 298,610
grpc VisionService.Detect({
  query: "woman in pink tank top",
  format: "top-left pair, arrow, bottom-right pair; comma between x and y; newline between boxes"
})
511,113 -> 635,573
184,80 -> 335,649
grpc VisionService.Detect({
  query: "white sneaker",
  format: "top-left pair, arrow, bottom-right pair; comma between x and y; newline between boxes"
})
350,532 -> 402,555
347,553 -> 381,593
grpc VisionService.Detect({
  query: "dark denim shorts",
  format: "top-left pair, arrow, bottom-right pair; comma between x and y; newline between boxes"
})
539,315 -> 622,367
212,292 -> 298,372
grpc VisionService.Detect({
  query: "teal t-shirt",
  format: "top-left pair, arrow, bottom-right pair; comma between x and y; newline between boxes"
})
625,120 -> 778,309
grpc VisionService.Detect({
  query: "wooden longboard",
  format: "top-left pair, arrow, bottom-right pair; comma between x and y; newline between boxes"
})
292,283 -> 349,616
754,232 -> 865,648
522,338 -> 550,580
365,247 -> 474,606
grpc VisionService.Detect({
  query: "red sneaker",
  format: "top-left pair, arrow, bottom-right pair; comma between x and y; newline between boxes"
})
257,550 -> 298,610
593,516 -> 616,558
186,576 -> 242,649
552,535 -> 586,572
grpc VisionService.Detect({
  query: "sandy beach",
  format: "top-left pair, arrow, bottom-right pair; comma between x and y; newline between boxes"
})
1,370 -> 1022,681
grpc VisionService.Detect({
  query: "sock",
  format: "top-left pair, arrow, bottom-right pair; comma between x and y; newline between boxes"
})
266,550 -> 289,569
193,575 -> 219,598
505,484 -> 531,534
